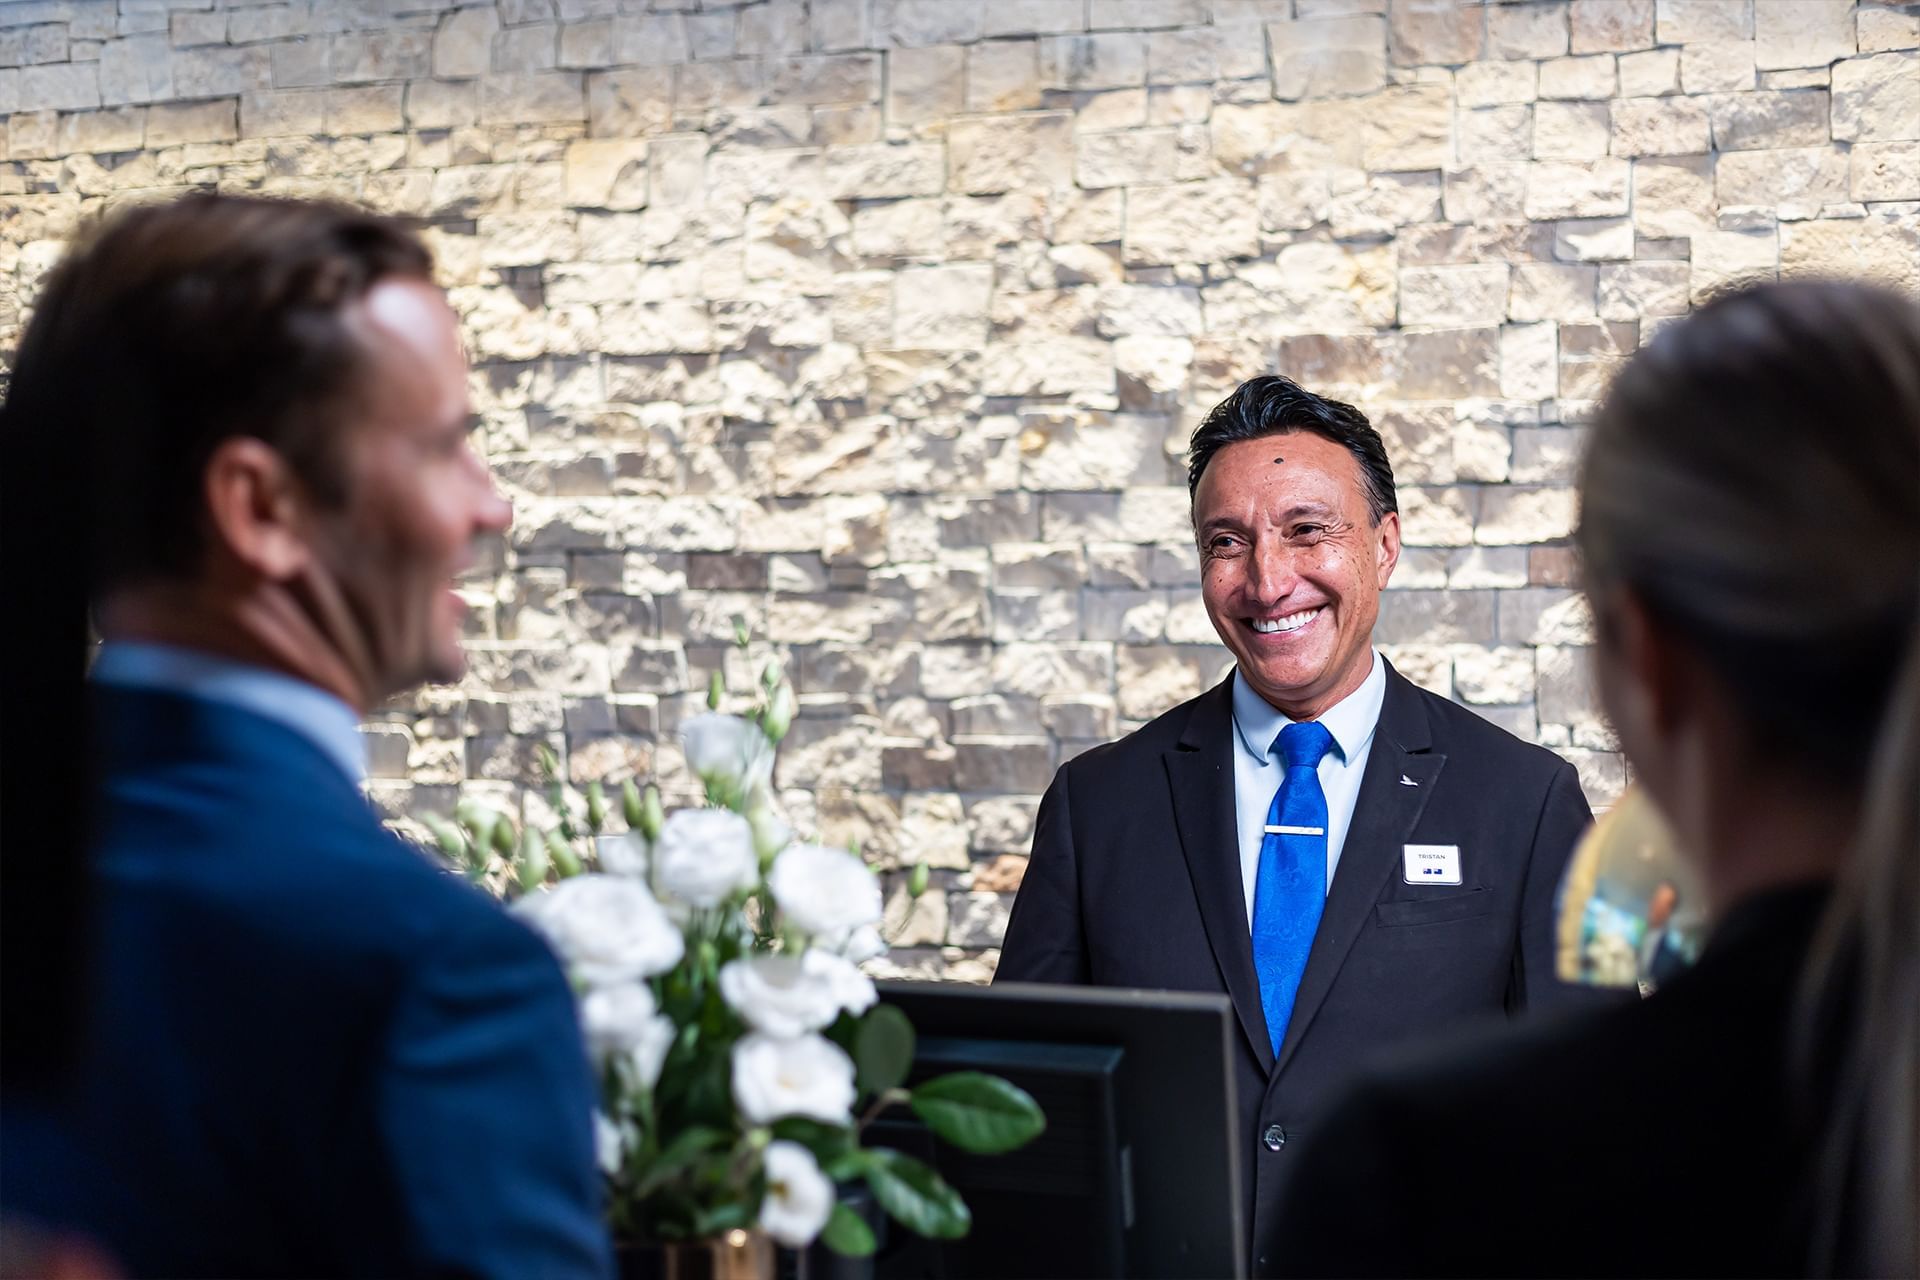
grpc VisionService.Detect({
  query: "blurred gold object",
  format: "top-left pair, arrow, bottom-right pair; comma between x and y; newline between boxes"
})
1555,785 -> 1706,994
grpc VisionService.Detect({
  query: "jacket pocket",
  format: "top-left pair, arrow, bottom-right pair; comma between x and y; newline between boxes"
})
1374,885 -> 1493,928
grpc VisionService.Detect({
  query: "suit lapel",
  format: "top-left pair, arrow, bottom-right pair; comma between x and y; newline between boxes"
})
1274,665 -> 1445,1075
1164,678 -> 1276,1073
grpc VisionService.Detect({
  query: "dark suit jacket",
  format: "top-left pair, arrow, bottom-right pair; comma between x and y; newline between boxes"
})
1272,885 -> 1839,1278
996,663 -> 1602,1275
2,686 -> 611,1278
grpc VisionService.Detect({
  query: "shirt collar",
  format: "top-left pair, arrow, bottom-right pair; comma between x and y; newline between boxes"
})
91,642 -> 368,784
1232,649 -> 1387,766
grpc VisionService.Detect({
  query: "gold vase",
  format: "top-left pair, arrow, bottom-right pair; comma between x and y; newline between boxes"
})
619,1230 -> 776,1280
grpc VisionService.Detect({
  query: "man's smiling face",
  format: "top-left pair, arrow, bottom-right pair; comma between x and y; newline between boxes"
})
1193,432 -> 1400,720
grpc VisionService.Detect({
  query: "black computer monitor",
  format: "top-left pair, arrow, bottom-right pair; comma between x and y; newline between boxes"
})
866,981 -> 1244,1280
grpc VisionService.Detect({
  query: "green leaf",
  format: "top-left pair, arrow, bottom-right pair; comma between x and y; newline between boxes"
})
863,1149 -> 969,1240
854,1004 -> 915,1095
821,1201 -> 876,1258
633,1125 -> 729,1199
909,1072 -> 1047,1155
585,780 -> 607,834
692,1200 -> 752,1239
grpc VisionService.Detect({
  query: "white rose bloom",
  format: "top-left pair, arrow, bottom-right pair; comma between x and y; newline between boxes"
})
653,808 -> 759,908
593,1111 -> 633,1176
595,832 -> 648,878
515,874 -> 683,987
719,950 -> 876,1039
767,844 -> 882,942
680,713 -> 774,794
759,1140 -> 835,1248
730,1032 -> 856,1126
836,925 -> 887,965
580,982 -> 678,1090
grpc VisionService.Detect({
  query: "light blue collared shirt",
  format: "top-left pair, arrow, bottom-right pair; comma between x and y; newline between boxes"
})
1231,650 -> 1387,925
91,642 -> 368,784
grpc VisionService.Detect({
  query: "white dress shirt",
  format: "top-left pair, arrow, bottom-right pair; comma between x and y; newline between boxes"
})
91,641 -> 369,784
1231,649 -> 1387,925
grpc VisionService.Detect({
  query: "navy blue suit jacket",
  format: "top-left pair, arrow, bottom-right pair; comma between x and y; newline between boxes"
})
6,685 -> 611,1277
998,664 -> 1610,1275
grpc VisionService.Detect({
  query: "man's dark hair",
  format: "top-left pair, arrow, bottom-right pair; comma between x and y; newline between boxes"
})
5,191 -> 434,593
1186,375 -> 1397,522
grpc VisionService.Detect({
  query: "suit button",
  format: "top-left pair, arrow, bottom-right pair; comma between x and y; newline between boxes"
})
1262,1124 -> 1285,1151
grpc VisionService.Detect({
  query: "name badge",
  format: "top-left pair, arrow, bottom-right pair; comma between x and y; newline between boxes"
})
1403,844 -> 1462,885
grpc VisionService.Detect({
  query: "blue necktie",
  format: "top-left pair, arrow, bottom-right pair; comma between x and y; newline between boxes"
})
1251,721 -> 1336,1057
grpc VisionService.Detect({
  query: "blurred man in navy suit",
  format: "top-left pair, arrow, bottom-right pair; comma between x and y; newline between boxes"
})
0,194 -> 611,1278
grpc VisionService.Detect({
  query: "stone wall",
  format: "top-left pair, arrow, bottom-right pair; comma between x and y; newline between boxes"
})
3,0 -> 1916,977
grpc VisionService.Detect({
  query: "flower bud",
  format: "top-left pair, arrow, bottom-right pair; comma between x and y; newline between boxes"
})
763,682 -> 796,744
547,829 -> 583,879
707,670 -> 725,711
907,862 -> 930,899
585,780 -> 607,834
621,779 -> 644,829
518,825 -> 550,893
640,784 -> 666,843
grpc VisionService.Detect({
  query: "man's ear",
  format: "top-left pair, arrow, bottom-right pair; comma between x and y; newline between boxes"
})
1374,510 -> 1401,589
202,437 -> 312,581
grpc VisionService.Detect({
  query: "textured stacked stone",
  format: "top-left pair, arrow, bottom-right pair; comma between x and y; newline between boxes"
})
3,0 -> 1916,979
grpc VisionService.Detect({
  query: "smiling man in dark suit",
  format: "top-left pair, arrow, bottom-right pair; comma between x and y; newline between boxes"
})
998,375 -> 1599,1276
0,195 -> 609,1277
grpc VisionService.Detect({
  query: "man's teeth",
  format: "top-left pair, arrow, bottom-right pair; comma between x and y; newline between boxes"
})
1250,608 -> 1321,635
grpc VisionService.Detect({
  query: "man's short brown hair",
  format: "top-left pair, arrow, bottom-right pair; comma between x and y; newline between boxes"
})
5,192 -> 434,592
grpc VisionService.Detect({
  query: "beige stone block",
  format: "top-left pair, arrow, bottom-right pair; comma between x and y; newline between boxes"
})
1269,15 -> 1388,100
1707,88 -> 1830,148
1114,334 -> 1195,406
1388,0 -> 1485,66
1760,67 -> 1833,89
1202,242 -> 1398,334
1458,59 -> 1538,106
1780,217 -> 1920,290
433,7 -> 500,79
1716,145 -> 1848,215
1754,0 -> 1854,70
1146,25 -> 1221,84
1361,82 -> 1452,169
894,263 -> 995,350
1400,263 -> 1511,327
1851,141 -> 1920,200
676,60 -> 767,114
325,85 -> 403,136
1691,224 -> 1778,302
58,106 -> 144,154
1017,410 -> 1160,487
1539,52 -> 1616,98
1655,0 -> 1753,45
949,111 -> 1072,193
977,337 -> 1115,396
1569,0 -> 1653,53
1458,104 -> 1534,165
1681,41 -> 1756,92
1123,178 -> 1261,264
587,68 -> 672,139
1500,321 -> 1559,399
823,142 -> 945,198
146,99 -> 236,148
1831,52 -> 1920,141
1073,87 -> 1148,132
1555,216 -> 1635,259
1632,152 -> 1715,236
1509,262 -> 1597,321
1533,99 -> 1610,158
1211,98 -> 1365,173
1596,260 -> 1692,318
1443,163 -> 1532,222
967,39 -> 1041,112
1525,157 -> 1630,217
767,54 -> 882,107
1618,47 -> 1681,96
1610,95 -> 1711,154
1040,31 -> 1146,89
563,138 -> 649,210
814,104 -> 884,146
1326,169 -> 1443,236
1490,1 -> 1570,59
888,44 -> 964,125
1857,6 -> 1920,54
1075,127 -> 1179,188
1150,83 -> 1214,124
480,71 -> 584,125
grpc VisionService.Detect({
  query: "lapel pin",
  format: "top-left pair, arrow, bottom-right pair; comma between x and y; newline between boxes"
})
1399,774 -> 1418,787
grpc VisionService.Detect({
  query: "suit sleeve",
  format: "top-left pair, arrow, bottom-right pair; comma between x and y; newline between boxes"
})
376,906 -> 613,1279
1508,760 -> 1611,1014
995,760 -> 1088,984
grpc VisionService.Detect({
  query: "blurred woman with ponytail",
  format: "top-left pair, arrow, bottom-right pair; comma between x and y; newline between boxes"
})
1272,279 -> 1920,1279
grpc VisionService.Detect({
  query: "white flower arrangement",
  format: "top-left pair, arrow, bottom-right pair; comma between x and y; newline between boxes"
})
415,627 -> 1043,1255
